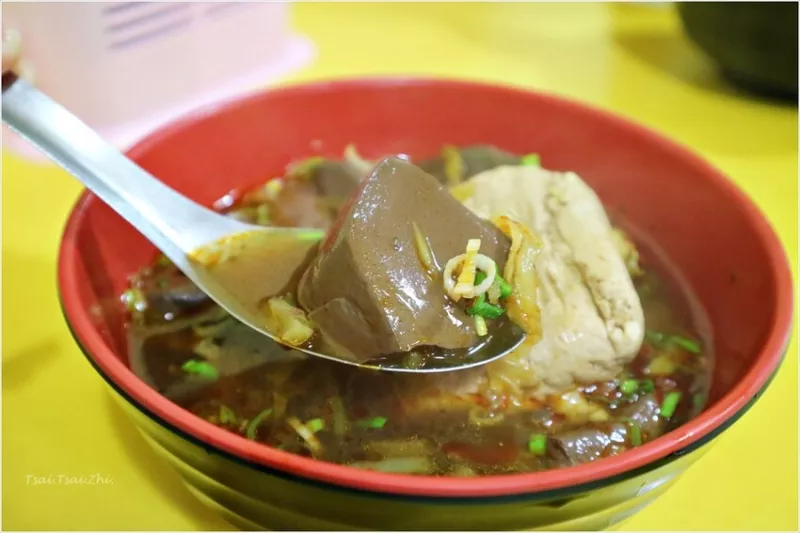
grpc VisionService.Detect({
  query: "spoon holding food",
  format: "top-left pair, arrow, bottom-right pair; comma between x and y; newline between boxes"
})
1,73 -> 526,373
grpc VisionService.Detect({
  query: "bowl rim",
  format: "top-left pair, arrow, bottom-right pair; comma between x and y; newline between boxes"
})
57,77 -> 794,498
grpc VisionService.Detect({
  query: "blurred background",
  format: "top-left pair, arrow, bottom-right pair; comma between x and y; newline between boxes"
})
2,2 -> 797,160
3,2 -> 797,531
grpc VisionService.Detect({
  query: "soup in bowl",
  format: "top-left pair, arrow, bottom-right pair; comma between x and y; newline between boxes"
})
58,78 -> 792,530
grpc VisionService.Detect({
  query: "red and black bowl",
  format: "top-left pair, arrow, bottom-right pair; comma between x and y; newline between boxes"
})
57,78 -> 793,530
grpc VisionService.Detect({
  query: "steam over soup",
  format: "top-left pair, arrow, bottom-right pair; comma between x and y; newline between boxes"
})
124,145 -> 711,476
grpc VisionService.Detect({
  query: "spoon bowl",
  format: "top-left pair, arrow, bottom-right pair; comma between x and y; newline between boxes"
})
1,74 -> 525,372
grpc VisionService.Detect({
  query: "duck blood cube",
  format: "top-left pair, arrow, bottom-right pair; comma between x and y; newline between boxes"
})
297,157 -> 510,362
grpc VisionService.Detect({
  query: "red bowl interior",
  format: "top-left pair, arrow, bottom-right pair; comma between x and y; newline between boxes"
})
58,78 -> 793,498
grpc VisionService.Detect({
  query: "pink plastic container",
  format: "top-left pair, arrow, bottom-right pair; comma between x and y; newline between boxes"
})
2,2 -> 314,161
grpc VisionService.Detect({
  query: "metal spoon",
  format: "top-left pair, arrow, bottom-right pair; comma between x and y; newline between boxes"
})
1,74 -> 526,373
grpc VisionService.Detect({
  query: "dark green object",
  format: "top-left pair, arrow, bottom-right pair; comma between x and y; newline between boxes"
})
628,423 -> 642,447
467,294 -> 505,319
639,378 -> 656,394
659,392 -> 682,420
306,418 -> 326,433
521,153 -> 540,166
245,408 -> 273,440
181,359 -> 219,380
527,434 -> 548,455
645,330 -> 701,354
620,379 -> 639,395
669,335 -> 701,354
677,2 -> 798,99
356,416 -> 388,429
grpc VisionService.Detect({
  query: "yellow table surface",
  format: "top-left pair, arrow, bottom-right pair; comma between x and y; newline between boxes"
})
3,3 -> 797,531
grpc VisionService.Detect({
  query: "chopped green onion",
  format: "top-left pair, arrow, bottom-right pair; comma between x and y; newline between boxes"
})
645,330 -> 701,354
356,416 -> 388,429
306,418 -> 325,433
521,153 -> 540,166
181,360 -> 218,380
527,434 -> 547,455
297,229 -> 326,241
627,423 -> 642,446
474,268 -> 511,301
219,405 -> 237,425
497,277 -> 513,298
659,392 -> 682,420
121,288 -> 147,313
620,379 -> 639,395
479,303 -> 505,319
467,294 -> 505,319
245,408 -> 274,440
639,378 -> 656,394
671,336 -> 701,354
465,294 -> 485,315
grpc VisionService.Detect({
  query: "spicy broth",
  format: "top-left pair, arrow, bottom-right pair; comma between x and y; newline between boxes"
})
124,149 -> 712,476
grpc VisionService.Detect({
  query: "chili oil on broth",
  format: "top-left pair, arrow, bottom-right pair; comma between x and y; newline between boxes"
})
124,146 -> 712,476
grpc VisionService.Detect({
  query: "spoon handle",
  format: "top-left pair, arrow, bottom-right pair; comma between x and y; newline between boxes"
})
1,73 -> 246,260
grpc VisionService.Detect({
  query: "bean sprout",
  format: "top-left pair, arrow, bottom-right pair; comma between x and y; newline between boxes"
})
287,416 -> 322,454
